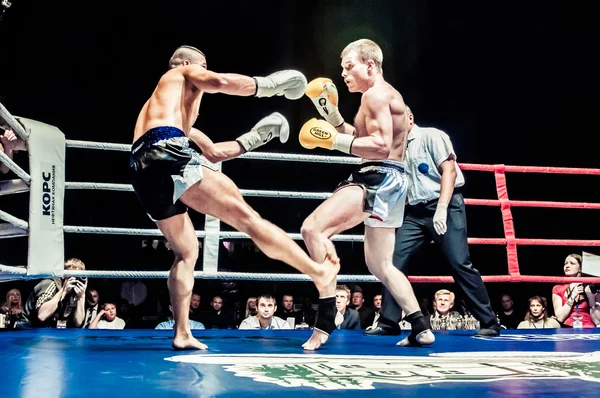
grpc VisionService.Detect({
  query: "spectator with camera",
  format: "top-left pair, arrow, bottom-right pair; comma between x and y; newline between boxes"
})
552,254 -> 597,328
89,302 -> 126,329
18,258 -> 88,328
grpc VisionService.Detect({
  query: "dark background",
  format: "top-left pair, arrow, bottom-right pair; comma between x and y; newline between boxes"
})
0,0 -> 596,308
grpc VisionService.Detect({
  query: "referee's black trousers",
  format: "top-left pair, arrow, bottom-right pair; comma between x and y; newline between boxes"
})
380,192 -> 498,328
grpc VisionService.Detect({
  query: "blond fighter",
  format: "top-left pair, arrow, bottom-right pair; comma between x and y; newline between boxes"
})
298,39 -> 434,350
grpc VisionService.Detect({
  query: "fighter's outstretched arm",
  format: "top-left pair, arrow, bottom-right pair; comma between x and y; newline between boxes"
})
182,65 -> 256,96
189,111 -> 289,162
182,65 -> 307,100
189,127 -> 245,163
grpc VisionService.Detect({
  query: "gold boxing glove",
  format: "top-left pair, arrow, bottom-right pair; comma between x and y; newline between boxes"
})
299,118 -> 354,154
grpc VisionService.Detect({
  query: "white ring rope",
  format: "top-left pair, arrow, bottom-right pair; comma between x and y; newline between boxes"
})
62,225 -> 364,242
0,224 -> 28,238
0,150 -> 30,183
0,102 -> 30,141
0,209 -> 29,230
0,264 -> 379,282
66,182 -> 332,200
65,139 -> 361,165
0,264 -> 27,278
2,137 -> 369,281
0,179 -> 30,196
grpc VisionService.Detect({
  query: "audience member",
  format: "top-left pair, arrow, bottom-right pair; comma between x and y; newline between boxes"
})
89,302 -> 126,329
189,293 -> 203,322
552,254 -> 596,328
19,258 -> 88,328
364,294 -> 382,330
83,289 -> 100,328
1,288 -> 23,328
203,295 -> 235,329
497,294 -> 520,329
335,285 -> 360,330
239,294 -> 291,330
518,296 -> 560,329
274,294 -> 301,324
430,289 -> 464,330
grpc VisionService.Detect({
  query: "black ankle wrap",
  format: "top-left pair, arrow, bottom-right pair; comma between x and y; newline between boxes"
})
314,296 -> 337,336
405,311 -> 431,347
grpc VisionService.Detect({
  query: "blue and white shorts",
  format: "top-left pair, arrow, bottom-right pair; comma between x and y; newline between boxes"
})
128,126 -> 215,221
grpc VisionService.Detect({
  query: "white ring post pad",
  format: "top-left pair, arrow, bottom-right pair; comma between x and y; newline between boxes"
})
24,117 -> 65,277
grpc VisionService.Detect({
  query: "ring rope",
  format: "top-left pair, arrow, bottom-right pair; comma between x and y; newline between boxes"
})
0,209 -> 29,230
0,150 -> 30,183
0,224 -> 28,238
2,136 -> 598,282
0,179 -> 30,196
1,264 -> 597,284
65,139 -> 600,175
65,182 -> 600,209
0,102 -> 30,141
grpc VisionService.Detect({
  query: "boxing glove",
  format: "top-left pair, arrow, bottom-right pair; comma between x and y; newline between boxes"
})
254,70 -> 307,100
299,118 -> 354,154
236,112 -> 289,152
305,78 -> 344,127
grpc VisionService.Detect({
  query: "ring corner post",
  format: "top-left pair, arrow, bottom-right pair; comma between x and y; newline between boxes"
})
24,118 -> 65,278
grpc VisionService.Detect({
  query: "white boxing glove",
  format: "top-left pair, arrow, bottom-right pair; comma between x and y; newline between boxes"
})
254,70 -> 307,100
236,112 -> 289,152
305,77 -> 344,127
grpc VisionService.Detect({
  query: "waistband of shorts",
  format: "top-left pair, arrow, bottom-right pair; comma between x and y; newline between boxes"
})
131,126 -> 186,155
360,160 -> 405,173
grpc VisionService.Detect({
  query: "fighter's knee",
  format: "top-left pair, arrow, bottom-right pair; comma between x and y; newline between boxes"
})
300,220 -> 318,241
175,242 -> 199,267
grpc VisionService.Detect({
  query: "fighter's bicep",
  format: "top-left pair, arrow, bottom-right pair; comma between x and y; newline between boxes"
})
362,94 -> 393,145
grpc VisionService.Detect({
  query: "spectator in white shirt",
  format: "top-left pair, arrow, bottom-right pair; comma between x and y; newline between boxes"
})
89,303 -> 126,330
239,294 -> 291,330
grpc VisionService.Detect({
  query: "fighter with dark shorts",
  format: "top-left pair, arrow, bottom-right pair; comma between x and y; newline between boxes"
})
129,126 -> 214,222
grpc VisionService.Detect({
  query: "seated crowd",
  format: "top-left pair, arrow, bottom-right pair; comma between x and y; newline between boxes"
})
1,254 -> 599,331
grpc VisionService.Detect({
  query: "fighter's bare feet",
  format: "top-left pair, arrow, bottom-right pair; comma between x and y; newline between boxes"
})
172,335 -> 208,351
302,329 -> 330,351
313,253 -> 340,293
396,330 -> 435,347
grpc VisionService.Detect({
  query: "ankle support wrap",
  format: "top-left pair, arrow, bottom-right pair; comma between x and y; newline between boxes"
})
314,296 -> 337,335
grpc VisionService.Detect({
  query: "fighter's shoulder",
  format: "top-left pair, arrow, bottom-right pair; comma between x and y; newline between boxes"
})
361,85 -> 393,112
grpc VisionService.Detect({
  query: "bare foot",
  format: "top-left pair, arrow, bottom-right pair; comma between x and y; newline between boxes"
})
172,335 -> 208,351
396,330 -> 435,347
302,329 -> 330,351
313,253 -> 340,293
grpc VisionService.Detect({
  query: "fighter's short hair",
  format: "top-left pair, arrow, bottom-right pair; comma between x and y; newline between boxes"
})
169,45 -> 206,68
340,39 -> 383,73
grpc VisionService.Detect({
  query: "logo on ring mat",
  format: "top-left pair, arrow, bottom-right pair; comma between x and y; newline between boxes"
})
166,350 -> 600,390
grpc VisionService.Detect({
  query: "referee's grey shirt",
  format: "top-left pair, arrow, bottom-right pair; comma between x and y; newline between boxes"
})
405,124 -> 465,205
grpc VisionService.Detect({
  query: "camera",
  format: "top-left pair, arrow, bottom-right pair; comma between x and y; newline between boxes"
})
75,277 -> 87,284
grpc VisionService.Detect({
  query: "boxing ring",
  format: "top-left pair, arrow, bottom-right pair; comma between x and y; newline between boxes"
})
1,102 -> 600,397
